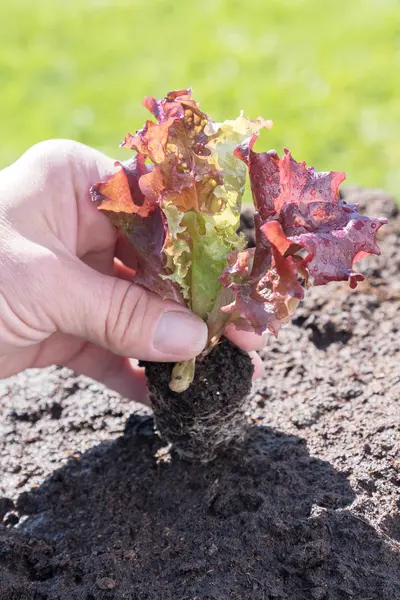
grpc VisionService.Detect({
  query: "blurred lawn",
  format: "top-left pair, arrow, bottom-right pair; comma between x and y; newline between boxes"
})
1,0 -> 400,196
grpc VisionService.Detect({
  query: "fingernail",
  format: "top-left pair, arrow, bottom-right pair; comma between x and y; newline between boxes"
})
153,311 -> 207,357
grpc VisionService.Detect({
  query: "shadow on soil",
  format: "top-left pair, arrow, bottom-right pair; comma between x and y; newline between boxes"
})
0,416 -> 398,600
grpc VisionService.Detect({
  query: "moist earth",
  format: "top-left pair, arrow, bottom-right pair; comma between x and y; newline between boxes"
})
0,187 -> 399,600
142,340 -> 254,462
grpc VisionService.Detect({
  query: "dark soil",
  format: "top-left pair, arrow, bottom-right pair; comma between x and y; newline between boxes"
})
142,340 -> 254,462
0,187 -> 399,600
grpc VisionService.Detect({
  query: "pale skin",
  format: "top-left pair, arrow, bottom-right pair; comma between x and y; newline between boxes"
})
0,140 -> 264,404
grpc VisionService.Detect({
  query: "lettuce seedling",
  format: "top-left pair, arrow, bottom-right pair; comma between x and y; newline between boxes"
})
91,89 -> 386,392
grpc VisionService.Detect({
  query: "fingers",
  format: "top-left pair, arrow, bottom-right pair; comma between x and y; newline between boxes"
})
225,322 -> 267,352
249,351 -> 264,380
49,258 -> 208,363
5,139 -> 119,258
22,330 -> 149,405
64,343 -> 149,405
225,325 -> 265,381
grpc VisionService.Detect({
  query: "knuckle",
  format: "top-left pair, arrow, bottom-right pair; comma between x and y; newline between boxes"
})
20,140 -> 82,183
0,289 -> 45,346
25,139 -> 77,162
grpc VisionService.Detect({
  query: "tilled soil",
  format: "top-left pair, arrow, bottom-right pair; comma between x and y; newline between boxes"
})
0,187 -> 399,600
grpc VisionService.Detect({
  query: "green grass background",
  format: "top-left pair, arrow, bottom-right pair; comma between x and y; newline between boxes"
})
1,0 -> 399,197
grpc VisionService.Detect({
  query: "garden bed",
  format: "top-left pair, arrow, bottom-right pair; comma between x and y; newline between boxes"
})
0,187 -> 399,600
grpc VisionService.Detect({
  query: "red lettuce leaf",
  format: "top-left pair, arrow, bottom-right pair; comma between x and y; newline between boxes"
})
222,141 -> 387,335
262,216 -> 385,289
120,89 -> 222,213
220,247 -> 303,336
90,156 -> 183,303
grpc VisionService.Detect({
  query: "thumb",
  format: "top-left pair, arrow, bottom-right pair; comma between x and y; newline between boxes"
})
50,259 -> 208,362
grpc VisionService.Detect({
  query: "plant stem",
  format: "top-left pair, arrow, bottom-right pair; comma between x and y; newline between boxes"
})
169,358 -> 196,393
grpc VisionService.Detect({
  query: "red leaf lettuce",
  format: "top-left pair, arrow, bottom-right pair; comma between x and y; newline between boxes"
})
90,90 -> 387,390
221,137 -> 387,335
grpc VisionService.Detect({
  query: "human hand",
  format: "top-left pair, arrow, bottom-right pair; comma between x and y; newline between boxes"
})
0,140 -> 264,403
